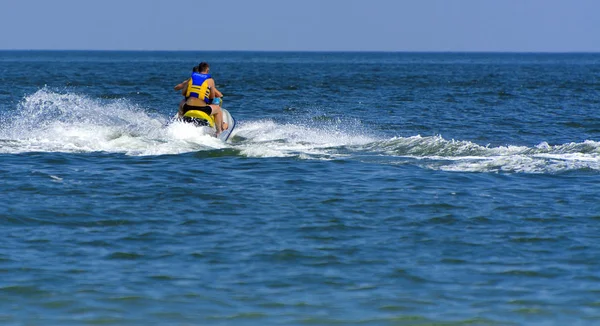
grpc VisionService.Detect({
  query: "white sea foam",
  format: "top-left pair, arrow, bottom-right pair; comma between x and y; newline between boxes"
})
0,89 -> 226,156
233,119 -> 376,159
0,89 -> 375,158
377,135 -> 600,173
2,89 -> 599,174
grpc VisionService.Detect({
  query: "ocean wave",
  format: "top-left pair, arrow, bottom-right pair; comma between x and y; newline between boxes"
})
0,88 -> 226,155
232,119 -> 376,158
2,89 -> 599,174
374,135 -> 600,157
370,135 -> 600,173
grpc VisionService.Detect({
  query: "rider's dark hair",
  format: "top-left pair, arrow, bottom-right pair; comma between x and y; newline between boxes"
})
198,62 -> 210,73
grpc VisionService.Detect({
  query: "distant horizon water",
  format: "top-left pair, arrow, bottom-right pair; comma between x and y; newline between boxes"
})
2,49 -> 600,54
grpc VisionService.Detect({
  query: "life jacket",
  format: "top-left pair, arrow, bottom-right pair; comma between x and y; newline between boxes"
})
185,72 -> 212,104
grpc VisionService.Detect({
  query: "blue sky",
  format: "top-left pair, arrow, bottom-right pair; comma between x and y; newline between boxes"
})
1,0 -> 598,52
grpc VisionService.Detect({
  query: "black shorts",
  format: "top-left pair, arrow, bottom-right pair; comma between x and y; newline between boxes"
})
182,104 -> 212,115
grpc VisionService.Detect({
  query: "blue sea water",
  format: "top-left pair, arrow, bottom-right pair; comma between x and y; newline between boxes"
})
1,51 -> 600,325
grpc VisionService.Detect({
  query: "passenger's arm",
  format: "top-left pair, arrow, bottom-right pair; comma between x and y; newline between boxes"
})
174,79 -> 188,91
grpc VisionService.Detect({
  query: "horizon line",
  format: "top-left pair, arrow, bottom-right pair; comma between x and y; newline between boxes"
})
1,49 -> 600,55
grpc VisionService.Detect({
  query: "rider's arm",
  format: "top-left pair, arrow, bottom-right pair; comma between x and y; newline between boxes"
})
207,79 -> 220,98
214,87 -> 223,98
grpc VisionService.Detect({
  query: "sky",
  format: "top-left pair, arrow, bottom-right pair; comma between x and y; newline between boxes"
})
0,0 -> 598,52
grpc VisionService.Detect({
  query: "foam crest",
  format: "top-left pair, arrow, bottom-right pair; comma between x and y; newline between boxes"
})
0,89 -> 226,155
374,135 -> 600,173
374,135 -> 527,157
233,119 -> 376,158
436,154 -> 600,173
2,89 -> 599,173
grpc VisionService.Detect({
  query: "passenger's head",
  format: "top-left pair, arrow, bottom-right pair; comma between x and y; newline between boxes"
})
192,65 -> 199,73
198,62 -> 210,73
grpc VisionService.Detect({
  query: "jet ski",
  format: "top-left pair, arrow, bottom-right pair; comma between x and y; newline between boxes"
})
180,98 -> 236,141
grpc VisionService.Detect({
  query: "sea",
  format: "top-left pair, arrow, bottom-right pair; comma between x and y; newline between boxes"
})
0,51 -> 599,325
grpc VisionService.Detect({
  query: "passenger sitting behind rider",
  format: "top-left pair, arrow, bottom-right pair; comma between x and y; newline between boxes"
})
173,62 -> 225,134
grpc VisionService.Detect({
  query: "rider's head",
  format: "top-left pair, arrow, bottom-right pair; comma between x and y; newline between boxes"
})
198,62 -> 210,73
192,65 -> 199,73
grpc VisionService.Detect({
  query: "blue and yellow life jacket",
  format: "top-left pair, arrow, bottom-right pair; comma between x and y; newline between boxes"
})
185,72 -> 212,104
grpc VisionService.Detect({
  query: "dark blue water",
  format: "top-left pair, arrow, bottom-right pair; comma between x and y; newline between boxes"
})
1,51 -> 600,325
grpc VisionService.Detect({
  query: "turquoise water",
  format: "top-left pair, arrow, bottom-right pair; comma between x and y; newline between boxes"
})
1,51 -> 600,325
